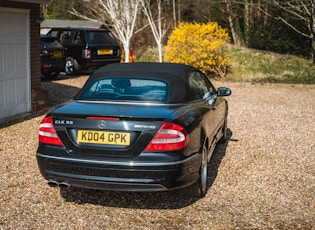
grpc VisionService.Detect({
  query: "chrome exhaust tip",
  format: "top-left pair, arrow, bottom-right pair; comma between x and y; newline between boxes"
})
48,180 -> 59,187
59,182 -> 71,189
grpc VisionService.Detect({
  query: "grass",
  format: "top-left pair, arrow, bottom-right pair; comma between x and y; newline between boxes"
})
137,47 -> 160,63
224,45 -> 315,84
138,45 -> 315,84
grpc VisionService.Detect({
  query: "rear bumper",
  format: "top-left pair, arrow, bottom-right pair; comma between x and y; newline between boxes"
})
41,58 -> 65,73
81,58 -> 121,70
36,151 -> 201,192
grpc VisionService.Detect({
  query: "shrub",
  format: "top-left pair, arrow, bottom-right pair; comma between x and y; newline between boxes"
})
138,47 -> 160,62
164,22 -> 230,77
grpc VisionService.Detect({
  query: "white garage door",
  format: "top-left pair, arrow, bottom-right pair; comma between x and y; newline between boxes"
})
0,8 -> 30,120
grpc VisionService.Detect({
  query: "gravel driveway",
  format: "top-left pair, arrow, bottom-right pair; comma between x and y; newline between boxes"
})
1,75 -> 314,229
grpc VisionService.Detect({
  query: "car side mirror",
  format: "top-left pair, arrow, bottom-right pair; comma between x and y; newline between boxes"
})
217,87 -> 231,96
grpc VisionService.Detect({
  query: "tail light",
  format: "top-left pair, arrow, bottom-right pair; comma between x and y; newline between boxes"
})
144,122 -> 189,152
41,50 -> 49,55
43,64 -> 52,68
83,49 -> 91,59
38,116 -> 63,146
86,116 -> 119,121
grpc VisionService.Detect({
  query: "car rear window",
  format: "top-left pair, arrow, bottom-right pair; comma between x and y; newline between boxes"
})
86,31 -> 117,45
40,37 -> 62,49
79,78 -> 168,102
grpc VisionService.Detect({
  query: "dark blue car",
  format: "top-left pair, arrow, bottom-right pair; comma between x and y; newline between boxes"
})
40,36 -> 65,80
36,62 -> 231,198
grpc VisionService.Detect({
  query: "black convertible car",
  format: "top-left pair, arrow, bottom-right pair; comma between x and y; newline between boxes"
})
36,62 -> 231,198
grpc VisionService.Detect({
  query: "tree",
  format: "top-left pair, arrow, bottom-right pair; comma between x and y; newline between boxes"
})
70,0 -> 141,62
164,22 -> 230,77
224,0 -> 245,46
271,0 -> 315,63
41,0 -> 314,60
219,0 -> 312,59
172,0 -> 177,26
140,0 -> 169,62
41,0 -> 84,20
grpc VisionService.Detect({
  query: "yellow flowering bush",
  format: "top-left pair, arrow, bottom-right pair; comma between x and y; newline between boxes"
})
164,22 -> 230,77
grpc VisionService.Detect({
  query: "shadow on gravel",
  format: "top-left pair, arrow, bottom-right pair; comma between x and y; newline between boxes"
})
41,81 -> 81,107
59,129 -> 233,209
42,72 -> 91,82
41,74 -> 83,107
207,129 -> 234,188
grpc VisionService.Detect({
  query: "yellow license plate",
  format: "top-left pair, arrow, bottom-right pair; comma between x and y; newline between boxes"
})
53,51 -> 62,57
98,49 -> 113,55
77,130 -> 130,145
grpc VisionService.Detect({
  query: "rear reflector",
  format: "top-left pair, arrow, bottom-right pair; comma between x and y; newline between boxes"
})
38,116 -> 63,146
144,122 -> 189,152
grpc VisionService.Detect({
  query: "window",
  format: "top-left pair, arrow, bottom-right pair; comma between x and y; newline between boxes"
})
79,78 -> 168,102
59,30 -> 71,45
72,31 -> 83,45
48,30 -> 59,37
189,71 -> 216,101
86,31 -> 117,45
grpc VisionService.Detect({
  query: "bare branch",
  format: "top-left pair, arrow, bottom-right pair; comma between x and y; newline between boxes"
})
69,0 -> 142,62
140,0 -> 170,62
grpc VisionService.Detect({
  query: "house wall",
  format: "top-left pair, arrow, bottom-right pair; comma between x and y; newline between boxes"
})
0,0 -> 47,112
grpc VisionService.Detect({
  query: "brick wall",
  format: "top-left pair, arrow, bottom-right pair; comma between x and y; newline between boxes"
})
0,0 -> 47,112
29,3 -> 48,111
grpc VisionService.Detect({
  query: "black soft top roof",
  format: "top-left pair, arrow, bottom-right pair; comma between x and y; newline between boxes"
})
51,27 -> 110,32
75,62 -> 197,103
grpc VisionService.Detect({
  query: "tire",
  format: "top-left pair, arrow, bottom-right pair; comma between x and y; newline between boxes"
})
184,143 -> 208,198
218,117 -> 227,144
65,57 -> 80,76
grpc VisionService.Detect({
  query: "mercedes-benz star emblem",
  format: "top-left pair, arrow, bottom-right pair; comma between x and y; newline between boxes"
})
97,120 -> 106,129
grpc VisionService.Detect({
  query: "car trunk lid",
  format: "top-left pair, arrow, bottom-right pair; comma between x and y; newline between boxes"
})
50,101 -> 176,158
